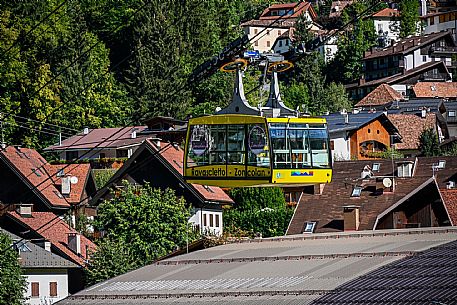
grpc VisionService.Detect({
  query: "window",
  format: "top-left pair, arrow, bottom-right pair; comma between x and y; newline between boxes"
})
50,282 -> 57,297
423,55 -> 427,62
31,282 -> 39,297
215,214 -> 220,227
372,163 -> 381,172
279,40 -> 283,47
203,213 -> 207,226
116,149 -> 128,158
254,41 -> 258,46
351,186 -> 362,197
278,30 -> 281,36
449,111 -> 456,117
439,14 -> 445,23
65,151 -> 78,160
267,41 -> 270,47
209,214 -> 214,227
285,40 -> 289,46
254,28 -> 258,34
430,17 -> 434,25
303,221 -> 317,233
99,153 -> 106,159
266,30 -> 270,35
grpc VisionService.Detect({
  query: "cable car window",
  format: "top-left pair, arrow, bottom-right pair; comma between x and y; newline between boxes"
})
188,125 -> 209,167
270,123 -> 290,169
227,125 -> 245,164
290,128 -> 311,169
309,129 -> 330,168
309,123 -> 326,129
209,125 -> 226,165
247,124 -> 270,168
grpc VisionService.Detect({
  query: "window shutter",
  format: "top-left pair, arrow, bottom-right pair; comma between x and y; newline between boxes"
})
31,282 -> 39,297
50,282 -> 57,297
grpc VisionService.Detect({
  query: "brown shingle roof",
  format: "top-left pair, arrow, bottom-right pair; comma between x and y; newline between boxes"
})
413,82 -> 457,98
372,8 -> 399,18
259,2 -> 313,20
355,83 -> 404,107
287,157 -> 457,235
364,31 -> 452,60
0,147 -> 92,208
6,211 -> 95,267
388,113 -> 436,150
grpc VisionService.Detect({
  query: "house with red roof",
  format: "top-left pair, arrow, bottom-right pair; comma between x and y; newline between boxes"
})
371,8 -> 401,47
241,2 -> 320,53
413,82 -> 457,99
355,83 -> 404,109
91,139 -> 234,236
2,210 -> 96,294
0,146 -> 97,217
287,156 -> 457,235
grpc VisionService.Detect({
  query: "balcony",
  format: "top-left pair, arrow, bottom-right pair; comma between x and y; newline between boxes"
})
430,46 -> 457,55
420,72 -> 450,81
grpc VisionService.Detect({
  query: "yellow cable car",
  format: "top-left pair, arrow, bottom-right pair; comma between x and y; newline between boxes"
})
183,58 -> 332,187
184,114 -> 272,187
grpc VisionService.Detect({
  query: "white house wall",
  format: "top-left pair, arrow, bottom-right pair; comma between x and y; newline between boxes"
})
373,19 -> 400,44
331,133 -> 350,161
245,26 -> 287,53
24,269 -> 69,305
423,15 -> 457,35
189,208 -> 223,236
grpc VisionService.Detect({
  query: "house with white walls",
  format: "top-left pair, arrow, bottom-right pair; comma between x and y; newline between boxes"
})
371,8 -> 401,47
2,228 -> 78,305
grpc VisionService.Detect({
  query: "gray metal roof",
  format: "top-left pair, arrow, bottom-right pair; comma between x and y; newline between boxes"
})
323,112 -> 398,136
1,229 -> 77,269
57,227 -> 457,304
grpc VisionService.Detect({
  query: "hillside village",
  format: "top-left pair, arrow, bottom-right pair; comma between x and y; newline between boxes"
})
1,0 -> 457,304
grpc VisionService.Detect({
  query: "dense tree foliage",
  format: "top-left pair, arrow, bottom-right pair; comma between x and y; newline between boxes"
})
398,0 -> 420,38
90,182 -> 198,282
224,187 -> 293,238
419,128 -> 441,157
0,232 -> 26,305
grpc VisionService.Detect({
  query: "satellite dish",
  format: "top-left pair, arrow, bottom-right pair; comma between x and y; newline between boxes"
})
382,178 -> 392,188
70,176 -> 79,184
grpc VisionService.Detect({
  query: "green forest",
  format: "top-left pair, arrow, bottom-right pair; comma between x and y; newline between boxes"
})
1,0 -> 412,151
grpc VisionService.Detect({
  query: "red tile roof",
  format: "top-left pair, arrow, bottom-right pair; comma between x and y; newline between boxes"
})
372,8 -> 399,18
259,2 -> 313,20
6,211 -> 95,266
145,140 -> 234,204
355,84 -> 404,107
0,146 -> 92,208
388,113 -> 436,150
45,126 -> 148,151
440,189 -> 457,226
413,82 -> 457,98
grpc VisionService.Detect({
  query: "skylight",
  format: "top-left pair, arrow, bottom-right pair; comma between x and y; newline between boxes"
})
372,163 -> 381,172
351,186 -> 362,197
303,221 -> 317,233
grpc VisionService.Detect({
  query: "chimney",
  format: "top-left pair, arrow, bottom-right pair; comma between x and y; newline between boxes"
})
421,108 -> 427,118
343,205 -> 360,231
83,127 -> 89,135
16,204 -> 33,218
131,129 -> 137,139
67,233 -> 81,255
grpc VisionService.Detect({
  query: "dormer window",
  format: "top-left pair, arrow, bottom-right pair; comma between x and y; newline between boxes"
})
397,162 -> 413,177
351,186 -> 362,197
372,163 -> 381,172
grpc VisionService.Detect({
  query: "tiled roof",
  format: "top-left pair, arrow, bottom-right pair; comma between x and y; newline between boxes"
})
413,82 -> 457,98
45,126 -> 148,151
388,113 -> 436,150
287,156 -> 457,235
364,31 -> 452,60
440,189 -> 457,226
0,147 -> 91,208
6,211 -> 95,267
324,112 -> 399,135
372,8 -> 399,18
1,228 -> 77,268
240,19 -> 296,28
259,2 -> 312,20
145,140 -> 234,204
57,228 -> 457,305
355,84 -> 404,107
329,1 -> 353,18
